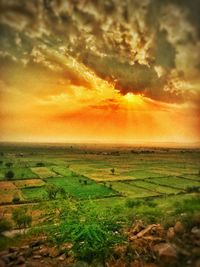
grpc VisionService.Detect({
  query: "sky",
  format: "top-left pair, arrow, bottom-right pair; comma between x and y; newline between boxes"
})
0,0 -> 199,144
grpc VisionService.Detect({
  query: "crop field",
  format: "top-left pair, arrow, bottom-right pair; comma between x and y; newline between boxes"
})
13,179 -> 45,188
147,176 -> 200,190
31,167 -> 59,179
0,167 -> 38,180
0,143 -> 199,207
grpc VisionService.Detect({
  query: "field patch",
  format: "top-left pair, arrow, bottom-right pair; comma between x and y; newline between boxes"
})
22,187 -> 47,201
0,189 -> 23,204
13,179 -> 45,188
126,180 -> 181,194
0,181 -> 16,190
46,177 -> 116,199
31,167 -> 58,178
148,177 -> 200,190
0,167 -> 38,180
110,182 -> 160,198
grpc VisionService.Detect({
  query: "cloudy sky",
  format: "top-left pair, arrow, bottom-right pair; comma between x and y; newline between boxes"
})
0,0 -> 199,143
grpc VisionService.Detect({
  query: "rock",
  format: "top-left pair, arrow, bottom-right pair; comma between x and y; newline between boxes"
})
30,239 -> 45,248
69,261 -> 90,267
192,247 -> 200,256
8,247 -> 18,253
0,259 -> 6,267
167,227 -> 175,240
33,255 -> 42,259
15,256 -> 25,265
59,243 -> 73,254
48,246 -> 60,258
20,245 -> 30,251
58,254 -> 66,261
130,260 -> 141,267
1,255 -> 10,264
38,247 -> 49,257
174,221 -> 184,234
191,227 -> 200,237
153,243 -> 178,265
0,251 -> 8,257
195,259 -> 200,267
23,248 -> 32,258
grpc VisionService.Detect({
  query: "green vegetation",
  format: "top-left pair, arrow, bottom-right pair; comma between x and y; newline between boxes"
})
0,144 -> 200,264
5,170 -> 14,180
12,207 -> 32,229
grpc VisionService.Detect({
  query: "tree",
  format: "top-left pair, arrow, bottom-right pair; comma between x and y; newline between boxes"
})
45,184 -> 60,200
12,208 -> 32,229
0,218 -> 12,234
5,162 -> 13,168
110,168 -> 115,175
5,170 -> 14,180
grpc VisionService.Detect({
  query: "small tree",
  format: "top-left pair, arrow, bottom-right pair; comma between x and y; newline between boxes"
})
5,170 -> 14,180
110,168 -> 115,175
12,208 -> 32,229
45,184 -> 60,200
5,162 -> 13,168
12,192 -> 21,204
0,218 -> 12,234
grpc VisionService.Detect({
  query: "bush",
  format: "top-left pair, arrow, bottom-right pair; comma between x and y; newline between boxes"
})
0,218 -> 12,234
12,208 -> 32,229
12,192 -> 21,204
5,170 -> 14,180
36,162 -> 45,167
49,201 -> 123,263
125,199 -> 144,208
5,162 -> 13,168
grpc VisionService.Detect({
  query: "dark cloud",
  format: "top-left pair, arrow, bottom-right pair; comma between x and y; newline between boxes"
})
0,0 -> 199,103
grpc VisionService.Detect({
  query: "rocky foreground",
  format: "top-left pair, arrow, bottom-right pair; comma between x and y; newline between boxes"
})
0,221 -> 200,267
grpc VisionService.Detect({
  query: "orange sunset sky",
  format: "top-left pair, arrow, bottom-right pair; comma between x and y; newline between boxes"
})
0,0 -> 199,144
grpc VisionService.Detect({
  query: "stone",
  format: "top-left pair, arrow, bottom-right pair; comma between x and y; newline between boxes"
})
174,221 -> 184,234
195,259 -> 200,267
69,261 -> 90,267
0,259 -> 6,267
167,227 -> 175,240
48,246 -> 60,257
8,247 -> 18,253
15,256 -> 25,265
58,254 -> 66,261
153,243 -> 178,265
23,248 -> 32,258
38,247 -> 49,257
191,227 -> 200,237
33,255 -> 42,259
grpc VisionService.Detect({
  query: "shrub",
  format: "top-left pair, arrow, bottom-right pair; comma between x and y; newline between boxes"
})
0,218 -> 12,234
12,208 -> 32,229
36,162 -> 45,167
5,162 -> 13,168
125,199 -> 144,208
5,170 -> 14,180
12,192 -> 21,204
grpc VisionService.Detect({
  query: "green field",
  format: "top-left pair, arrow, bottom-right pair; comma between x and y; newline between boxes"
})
0,143 -> 199,205
148,176 -> 200,190
0,167 -> 38,180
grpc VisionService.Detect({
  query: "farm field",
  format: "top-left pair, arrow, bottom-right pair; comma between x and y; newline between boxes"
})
0,143 -> 199,267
